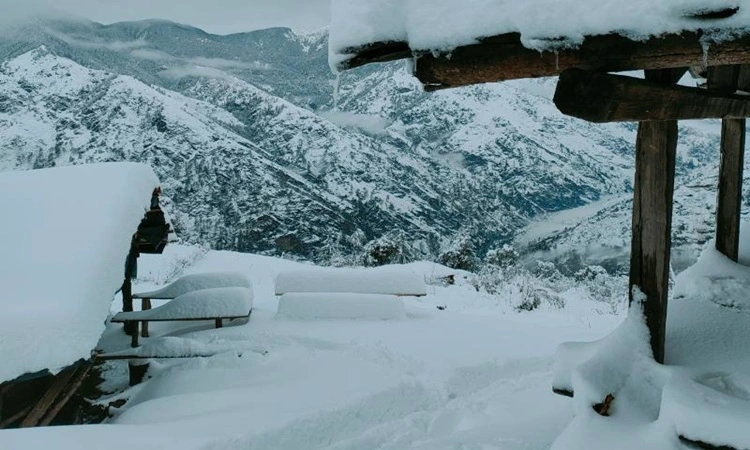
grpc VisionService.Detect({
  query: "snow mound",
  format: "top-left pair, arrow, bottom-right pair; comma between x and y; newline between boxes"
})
134,272 -> 251,299
277,293 -> 406,320
0,162 -> 158,383
113,287 -> 253,321
660,371 -> 750,449
275,267 -> 426,296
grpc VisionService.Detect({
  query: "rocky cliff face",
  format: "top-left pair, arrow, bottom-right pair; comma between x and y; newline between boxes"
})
0,18 -> 736,268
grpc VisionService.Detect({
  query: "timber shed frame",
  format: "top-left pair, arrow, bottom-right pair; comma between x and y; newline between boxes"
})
334,7 -> 748,364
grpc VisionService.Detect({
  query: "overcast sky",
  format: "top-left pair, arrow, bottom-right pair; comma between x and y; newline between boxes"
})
1,0 -> 331,34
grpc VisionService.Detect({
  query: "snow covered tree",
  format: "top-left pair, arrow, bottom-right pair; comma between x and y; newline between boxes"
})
439,234 -> 477,271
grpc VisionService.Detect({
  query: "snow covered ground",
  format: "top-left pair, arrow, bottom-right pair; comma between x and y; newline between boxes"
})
1,243 -> 622,449
3,223 -> 748,449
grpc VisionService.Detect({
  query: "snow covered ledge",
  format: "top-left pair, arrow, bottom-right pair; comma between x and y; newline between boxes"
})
0,163 -> 160,383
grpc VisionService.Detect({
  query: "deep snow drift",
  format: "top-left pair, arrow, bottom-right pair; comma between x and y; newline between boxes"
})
0,163 -> 159,383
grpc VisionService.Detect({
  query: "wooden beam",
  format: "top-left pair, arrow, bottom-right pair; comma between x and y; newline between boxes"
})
551,68 -> 750,122
337,41 -> 411,70
629,69 -> 679,364
710,65 -> 747,261
412,31 -> 750,90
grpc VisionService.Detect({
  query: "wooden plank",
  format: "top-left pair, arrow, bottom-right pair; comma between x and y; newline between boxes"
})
19,367 -> 77,427
552,68 -> 750,122
410,31 -> 750,90
710,65 -> 747,261
39,364 -> 91,426
628,69 -> 679,365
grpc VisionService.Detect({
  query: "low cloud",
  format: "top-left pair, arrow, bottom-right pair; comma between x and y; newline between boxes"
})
318,110 -> 391,136
45,28 -> 147,51
159,65 -> 235,81
187,57 -> 271,70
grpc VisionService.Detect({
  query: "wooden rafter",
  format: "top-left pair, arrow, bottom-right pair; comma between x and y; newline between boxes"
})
552,68 -> 750,122
335,30 -> 750,90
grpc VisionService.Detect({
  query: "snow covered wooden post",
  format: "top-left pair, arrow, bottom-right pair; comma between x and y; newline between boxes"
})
709,65 -> 747,262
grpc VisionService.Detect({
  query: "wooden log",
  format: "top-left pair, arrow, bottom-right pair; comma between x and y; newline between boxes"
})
141,298 -> 151,338
19,367 -> 77,427
410,31 -> 750,90
709,65 -> 747,262
629,69 -> 680,364
553,68 -> 750,122
38,364 -> 91,426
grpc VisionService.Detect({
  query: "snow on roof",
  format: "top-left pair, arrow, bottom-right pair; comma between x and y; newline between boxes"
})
329,0 -> 749,67
0,163 -> 159,382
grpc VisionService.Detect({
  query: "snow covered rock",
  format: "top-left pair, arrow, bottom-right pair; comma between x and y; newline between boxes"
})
277,293 -> 405,320
134,272 -> 252,299
0,162 -> 158,382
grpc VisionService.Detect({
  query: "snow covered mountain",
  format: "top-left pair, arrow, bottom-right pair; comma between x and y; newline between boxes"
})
0,17 -> 735,268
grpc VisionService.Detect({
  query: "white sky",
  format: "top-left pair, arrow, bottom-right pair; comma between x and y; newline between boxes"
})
1,0 -> 331,34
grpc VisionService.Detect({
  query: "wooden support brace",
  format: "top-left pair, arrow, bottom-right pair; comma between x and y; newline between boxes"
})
130,321 -> 139,348
628,69 -> 680,364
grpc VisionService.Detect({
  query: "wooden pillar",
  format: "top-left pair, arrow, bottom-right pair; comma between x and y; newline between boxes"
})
709,65 -> 746,261
629,69 -> 682,364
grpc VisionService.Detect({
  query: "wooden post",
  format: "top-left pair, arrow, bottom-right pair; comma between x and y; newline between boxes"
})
141,298 -> 151,338
122,278 -> 136,336
215,319 -> 223,328
128,360 -> 149,386
709,65 -> 746,261
629,69 -> 681,364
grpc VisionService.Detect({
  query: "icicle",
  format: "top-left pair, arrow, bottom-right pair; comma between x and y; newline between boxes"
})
332,73 -> 341,111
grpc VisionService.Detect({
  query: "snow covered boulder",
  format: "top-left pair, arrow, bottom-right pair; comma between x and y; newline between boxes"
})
0,163 -> 159,382
277,293 -> 406,320
134,272 -> 252,299
274,267 -> 426,296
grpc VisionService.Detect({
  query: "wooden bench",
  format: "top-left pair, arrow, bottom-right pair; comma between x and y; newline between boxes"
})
113,286 -> 253,347
133,272 -> 251,337
274,268 -> 426,320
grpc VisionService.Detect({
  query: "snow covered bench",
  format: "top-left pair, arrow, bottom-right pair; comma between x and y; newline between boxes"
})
275,268 -> 425,320
112,287 -> 253,347
133,272 -> 251,337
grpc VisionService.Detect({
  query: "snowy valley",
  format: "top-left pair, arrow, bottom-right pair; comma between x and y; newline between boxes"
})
0,17 -> 743,270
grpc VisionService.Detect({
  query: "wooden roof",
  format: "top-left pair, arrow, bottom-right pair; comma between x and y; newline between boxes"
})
332,5 -> 750,91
